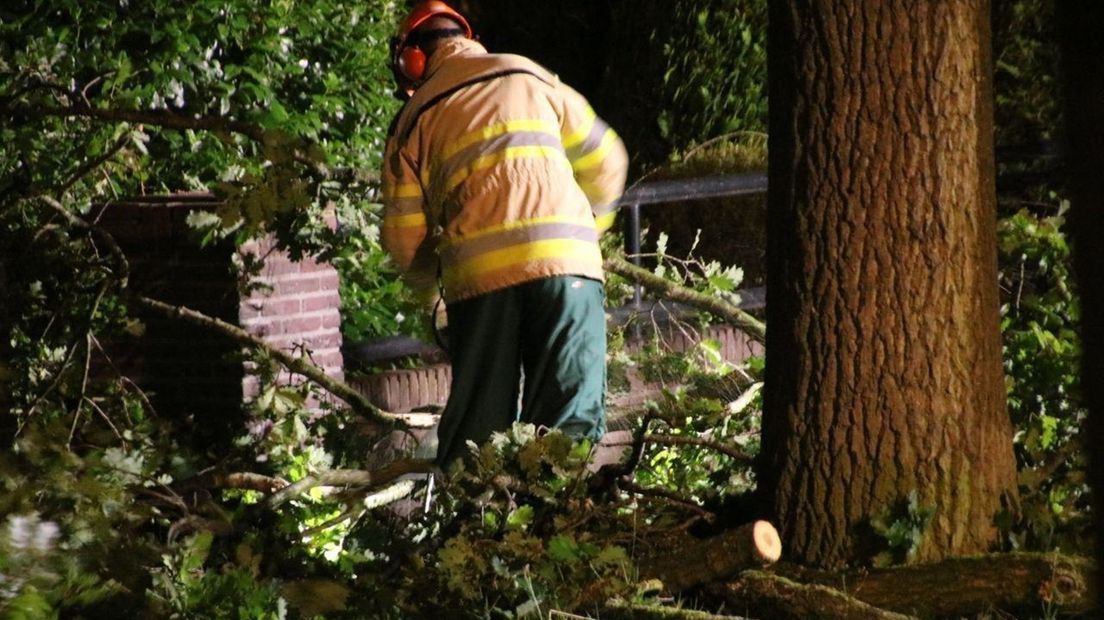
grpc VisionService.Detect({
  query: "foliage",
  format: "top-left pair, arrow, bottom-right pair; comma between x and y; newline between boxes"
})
0,0 -> 418,343
652,2 -> 767,149
997,205 -> 1088,551
868,491 -> 936,568
993,0 -> 1060,147
595,0 -> 767,170
381,426 -> 638,618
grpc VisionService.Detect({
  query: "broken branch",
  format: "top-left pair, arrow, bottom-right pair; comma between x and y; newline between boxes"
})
604,257 -> 765,343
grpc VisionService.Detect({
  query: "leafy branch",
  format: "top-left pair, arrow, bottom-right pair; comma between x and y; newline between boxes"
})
604,256 -> 766,342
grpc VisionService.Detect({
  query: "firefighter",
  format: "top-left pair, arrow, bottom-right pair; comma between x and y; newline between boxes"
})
381,1 -> 629,465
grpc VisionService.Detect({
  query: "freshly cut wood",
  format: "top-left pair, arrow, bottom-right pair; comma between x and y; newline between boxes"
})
718,571 -> 917,620
641,520 -> 781,593
779,553 -> 1096,618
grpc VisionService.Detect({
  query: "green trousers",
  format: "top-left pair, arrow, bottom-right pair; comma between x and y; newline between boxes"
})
435,275 -> 606,465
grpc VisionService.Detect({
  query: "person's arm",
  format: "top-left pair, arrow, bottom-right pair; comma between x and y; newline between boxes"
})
558,83 -> 628,233
380,140 -> 436,299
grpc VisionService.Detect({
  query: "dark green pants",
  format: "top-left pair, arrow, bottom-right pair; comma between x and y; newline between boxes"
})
435,275 -> 606,465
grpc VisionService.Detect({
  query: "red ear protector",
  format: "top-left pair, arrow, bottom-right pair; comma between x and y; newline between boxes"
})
393,27 -> 467,83
391,1 -> 473,89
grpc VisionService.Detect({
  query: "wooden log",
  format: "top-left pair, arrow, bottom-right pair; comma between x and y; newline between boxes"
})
776,552 -> 1096,617
716,571 -> 917,620
641,520 -> 782,593
599,602 -> 751,620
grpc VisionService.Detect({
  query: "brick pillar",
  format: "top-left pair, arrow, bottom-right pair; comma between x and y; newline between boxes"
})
96,194 -> 347,442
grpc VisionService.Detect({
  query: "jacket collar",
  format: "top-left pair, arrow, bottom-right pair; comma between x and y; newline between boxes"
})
425,37 -> 487,80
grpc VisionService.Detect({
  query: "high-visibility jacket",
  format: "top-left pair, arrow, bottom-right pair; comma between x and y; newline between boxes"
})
380,37 -> 628,303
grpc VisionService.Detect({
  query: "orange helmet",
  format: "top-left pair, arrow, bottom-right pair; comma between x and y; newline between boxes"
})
391,1 -> 473,91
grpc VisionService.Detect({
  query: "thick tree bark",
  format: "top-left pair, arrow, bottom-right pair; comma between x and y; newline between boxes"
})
1057,0 -> 1104,598
760,1 -> 1018,567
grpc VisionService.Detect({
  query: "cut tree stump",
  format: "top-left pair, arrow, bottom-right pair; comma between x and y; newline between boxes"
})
641,520 -> 782,593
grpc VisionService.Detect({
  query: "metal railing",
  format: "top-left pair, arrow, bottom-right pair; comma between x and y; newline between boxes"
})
616,172 -> 768,316
346,173 -> 768,364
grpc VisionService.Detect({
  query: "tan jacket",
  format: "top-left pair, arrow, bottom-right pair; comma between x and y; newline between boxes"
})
381,38 -> 628,303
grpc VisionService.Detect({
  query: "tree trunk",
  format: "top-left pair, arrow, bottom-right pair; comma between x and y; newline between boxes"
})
1057,0 -> 1104,599
760,0 -> 1018,568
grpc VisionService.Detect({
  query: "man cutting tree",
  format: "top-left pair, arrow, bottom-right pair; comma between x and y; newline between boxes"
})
380,1 -> 628,465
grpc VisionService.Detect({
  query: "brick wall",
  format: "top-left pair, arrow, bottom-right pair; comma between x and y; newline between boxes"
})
238,235 -> 345,411
96,194 -> 346,443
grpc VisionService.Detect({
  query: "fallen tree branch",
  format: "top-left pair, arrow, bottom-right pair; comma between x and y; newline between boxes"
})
198,471 -> 290,494
776,552 -> 1097,617
640,521 -> 781,593
620,480 -> 714,522
599,602 -> 751,620
268,458 -> 436,508
603,257 -> 765,343
716,570 -> 917,620
131,294 -> 406,429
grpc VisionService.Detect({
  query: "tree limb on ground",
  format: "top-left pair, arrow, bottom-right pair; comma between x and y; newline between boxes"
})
131,294 -> 408,430
599,602 -> 751,620
267,458 -> 437,508
603,257 -> 766,343
715,570 -> 917,620
775,552 -> 1096,617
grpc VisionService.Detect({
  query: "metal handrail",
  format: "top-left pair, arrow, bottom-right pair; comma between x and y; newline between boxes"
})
617,172 -> 768,317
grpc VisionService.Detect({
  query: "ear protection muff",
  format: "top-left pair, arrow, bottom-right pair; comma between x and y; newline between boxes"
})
391,2 -> 473,90
397,45 -> 428,82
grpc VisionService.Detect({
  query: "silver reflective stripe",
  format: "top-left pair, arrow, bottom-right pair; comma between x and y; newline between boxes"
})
566,118 -> 611,161
433,131 -> 565,191
385,196 -> 424,216
440,221 -> 599,265
592,201 -> 617,216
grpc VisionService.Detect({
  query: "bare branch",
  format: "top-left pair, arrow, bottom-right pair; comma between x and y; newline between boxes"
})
267,458 -> 437,508
38,195 -> 129,287
131,293 -> 406,429
10,104 -> 269,142
621,479 -> 715,521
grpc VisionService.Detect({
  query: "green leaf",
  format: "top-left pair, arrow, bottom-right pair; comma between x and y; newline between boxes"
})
547,534 -> 580,564
506,505 -> 534,530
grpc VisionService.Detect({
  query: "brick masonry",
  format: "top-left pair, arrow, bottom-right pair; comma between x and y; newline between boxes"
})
95,195 -> 346,441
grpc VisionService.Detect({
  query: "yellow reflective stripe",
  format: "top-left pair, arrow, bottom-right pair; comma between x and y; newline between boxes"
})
439,214 -> 595,249
441,119 -> 560,161
444,145 -> 570,192
385,182 -> 422,200
561,106 -> 597,149
571,128 -> 617,172
444,238 -> 601,284
382,212 -> 426,228
594,211 -> 617,233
